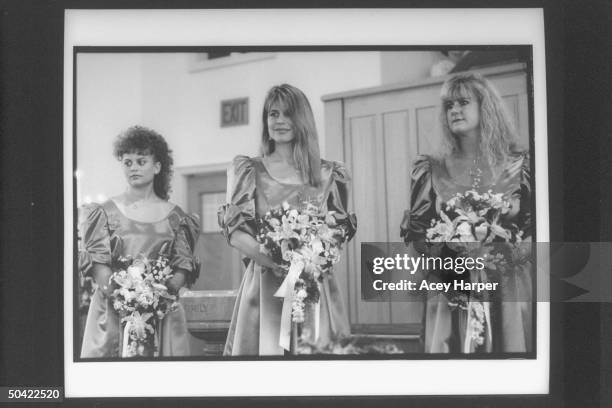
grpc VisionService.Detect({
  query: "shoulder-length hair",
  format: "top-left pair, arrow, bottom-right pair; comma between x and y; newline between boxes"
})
438,72 -> 519,168
260,84 -> 322,187
113,125 -> 174,200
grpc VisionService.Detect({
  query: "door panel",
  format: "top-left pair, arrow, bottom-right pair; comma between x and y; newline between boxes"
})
346,115 -> 390,324
382,110 -> 412,245
187,171 -> 242,291
416,106 -> 439,156
382,111 -> 424,324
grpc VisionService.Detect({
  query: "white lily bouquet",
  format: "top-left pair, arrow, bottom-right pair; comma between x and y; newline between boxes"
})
257,201 -> 349,350
426,189 -> 524,265
425,189 -> 527,351
427,189 -> 522,241
110,250 -> 178,357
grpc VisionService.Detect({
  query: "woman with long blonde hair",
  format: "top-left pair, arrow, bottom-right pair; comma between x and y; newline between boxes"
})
401,72 -> 532,353
219,84 -> 356,355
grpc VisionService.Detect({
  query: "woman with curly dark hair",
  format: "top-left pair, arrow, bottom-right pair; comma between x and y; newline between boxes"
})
78,126 -> 200,358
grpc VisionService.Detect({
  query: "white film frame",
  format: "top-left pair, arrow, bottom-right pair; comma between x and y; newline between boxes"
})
64,9 -> 550,398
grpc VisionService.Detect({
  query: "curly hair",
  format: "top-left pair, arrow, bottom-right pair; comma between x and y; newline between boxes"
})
113,126 -> 174,200
438,72 -> 519,168
260,84 -> 322,187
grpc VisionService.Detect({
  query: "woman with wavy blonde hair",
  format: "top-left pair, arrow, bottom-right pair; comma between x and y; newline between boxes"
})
437,72 -> 520,172
401,72 -> 532,353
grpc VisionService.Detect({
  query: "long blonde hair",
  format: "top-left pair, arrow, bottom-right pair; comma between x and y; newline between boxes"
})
438,72 -> 519,168
260,84 -> 322,187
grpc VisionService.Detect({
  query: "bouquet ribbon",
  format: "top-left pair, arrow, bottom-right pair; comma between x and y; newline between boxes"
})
273,258 -> 321,351
274,259 -> 303,351
120,319 -> 161,357
121,321 -> 132,358
463,269 -> 493,353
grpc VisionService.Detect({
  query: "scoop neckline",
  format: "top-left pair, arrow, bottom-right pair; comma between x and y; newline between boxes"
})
258,156 -> 307,186
109,199 -> 179,224
437,154 -> 525,190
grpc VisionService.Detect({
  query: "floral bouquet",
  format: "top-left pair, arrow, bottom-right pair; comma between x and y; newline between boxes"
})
426,189 -> 525,269
110,250 -> 178,357
257,201 -> 349,344
425,190 -> 528,351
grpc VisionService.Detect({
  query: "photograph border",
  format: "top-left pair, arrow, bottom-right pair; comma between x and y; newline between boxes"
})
72,44 -> 538,363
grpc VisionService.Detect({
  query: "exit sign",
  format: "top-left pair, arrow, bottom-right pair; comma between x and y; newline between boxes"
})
221,98 -> 249,127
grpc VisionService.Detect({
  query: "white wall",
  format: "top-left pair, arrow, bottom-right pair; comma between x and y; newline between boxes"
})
76,53 -> 144,205
139,51 -> 383,166
76,51 -> 383,208
381,51 -> 444,84
77,51 -> 455,208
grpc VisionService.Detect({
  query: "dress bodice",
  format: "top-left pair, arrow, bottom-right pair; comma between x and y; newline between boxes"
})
252,157 -> 334,215
78,200 -> 200,285
218,155 -> 357,243
400,152 -> 531,243
430,153 -> 528,206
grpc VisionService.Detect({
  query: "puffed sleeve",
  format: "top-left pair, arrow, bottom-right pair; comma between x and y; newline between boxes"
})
217,155 -> 258,242
77,203 -> 112,278
515,152 -> 532,238
171,212 -> 201,286
400,155 -> 437,244
327,161 -> 358,242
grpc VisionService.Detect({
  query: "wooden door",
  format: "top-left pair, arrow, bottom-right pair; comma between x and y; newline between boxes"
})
343,89 -> 423,332
186,171 -> 243,290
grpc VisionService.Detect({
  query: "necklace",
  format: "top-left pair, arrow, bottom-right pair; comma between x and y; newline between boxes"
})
125,194 -> 156,210
468,154 -> 483,189
128,199 -> 148,210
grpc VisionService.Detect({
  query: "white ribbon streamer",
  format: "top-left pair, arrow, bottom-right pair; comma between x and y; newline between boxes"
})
463,269 -> 493,352
313,291 -> 321,342
121,321 -> 131,357
274,259 -> 304,351
463,300 -> 492,353
154,320 -> 160,357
